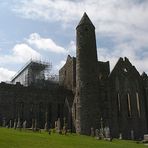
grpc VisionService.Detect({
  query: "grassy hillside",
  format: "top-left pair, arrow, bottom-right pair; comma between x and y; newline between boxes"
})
0,128 -> 146,148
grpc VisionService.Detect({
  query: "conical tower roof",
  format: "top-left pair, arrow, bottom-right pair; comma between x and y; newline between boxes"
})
76,12 -> 95,29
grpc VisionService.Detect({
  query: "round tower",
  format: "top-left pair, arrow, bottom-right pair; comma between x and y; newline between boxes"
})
75,13 -> 100,135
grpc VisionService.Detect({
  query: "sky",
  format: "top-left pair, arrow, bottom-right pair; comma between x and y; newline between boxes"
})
0,0 -> 148,82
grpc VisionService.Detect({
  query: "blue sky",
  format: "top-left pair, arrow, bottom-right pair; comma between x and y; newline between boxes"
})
0,0 -> 148,81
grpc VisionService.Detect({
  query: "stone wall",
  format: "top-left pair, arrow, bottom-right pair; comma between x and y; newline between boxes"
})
0,82 -> 73,129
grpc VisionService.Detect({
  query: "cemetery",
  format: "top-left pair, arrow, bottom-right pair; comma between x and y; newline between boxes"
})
0,127 -> 146,148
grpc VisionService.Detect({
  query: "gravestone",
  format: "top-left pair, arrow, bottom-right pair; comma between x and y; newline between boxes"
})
9,120 -> 12,128
23,120 -> 27,130
13,119 -> 17,129
100,128 -> 104,139
90,127 -> 95,137
131,130 -> 134,140
104,126 -> 110,138
119,133 -> 122,140
63,125 -> 67,135
144,134 -> 148,141
44,122 -> 48,131
55,121 -> 57,132
99,117 -> 104,139
17,118 -> 21,128
31,119 -> 34,130
63,118 -> 67,135
57,118 -> 61,133
34,119 -> 37,131
95,129 -> 99,140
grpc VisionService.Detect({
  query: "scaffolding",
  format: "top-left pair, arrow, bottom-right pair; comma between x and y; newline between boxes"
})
11,59 -> 52,86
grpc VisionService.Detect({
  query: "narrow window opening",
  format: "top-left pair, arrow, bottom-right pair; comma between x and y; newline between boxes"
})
127,93 -> 132,117
117,93 -> 121,115
123,68 -> 128,72
136,92 -> 141,117
65,71 -> 66,76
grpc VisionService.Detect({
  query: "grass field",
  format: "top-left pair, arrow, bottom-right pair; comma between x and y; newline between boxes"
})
0,127 -> 146,148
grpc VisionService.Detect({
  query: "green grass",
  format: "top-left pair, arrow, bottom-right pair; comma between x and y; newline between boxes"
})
0,127 -> 146,148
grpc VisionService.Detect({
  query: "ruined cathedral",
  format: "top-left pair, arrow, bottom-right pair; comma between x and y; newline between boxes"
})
0,13 -> 148,140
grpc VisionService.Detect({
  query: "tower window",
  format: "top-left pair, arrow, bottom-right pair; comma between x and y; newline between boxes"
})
123,68 -> 128,72
65,71 -> 66,76
127,93 -> 132,117
136,92 -> 141,117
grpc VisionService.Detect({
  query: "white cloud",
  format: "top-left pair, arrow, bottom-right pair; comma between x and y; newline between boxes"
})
0,68 -> 16,82
13,0 -> 148,49
67,40 -> 76,56
10,0 -> 148,74
0,32 -> 70,81
27,33 -> 67,54
13,0 -> 148,29
13,0 -> 82,23
13,43 -> 41,62
0,43 -> 41,64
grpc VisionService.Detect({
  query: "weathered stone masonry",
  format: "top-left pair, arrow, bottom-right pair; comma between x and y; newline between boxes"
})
0,13 -> 148,140
59,13 -> 148,139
